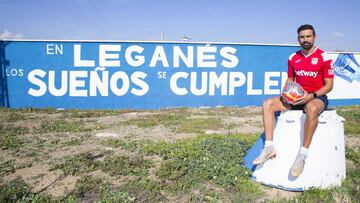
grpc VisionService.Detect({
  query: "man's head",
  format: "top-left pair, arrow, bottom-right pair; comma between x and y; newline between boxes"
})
297,24 -> 316,51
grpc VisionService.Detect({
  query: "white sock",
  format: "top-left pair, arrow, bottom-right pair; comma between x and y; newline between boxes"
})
264,140 -> 273,147
299,146 -> 309,157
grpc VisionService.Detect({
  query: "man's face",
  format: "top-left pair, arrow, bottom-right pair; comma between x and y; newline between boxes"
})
298,29 -> 316,50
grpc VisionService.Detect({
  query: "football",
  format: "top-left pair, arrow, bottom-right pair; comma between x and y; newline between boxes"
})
281,82 -> 305,104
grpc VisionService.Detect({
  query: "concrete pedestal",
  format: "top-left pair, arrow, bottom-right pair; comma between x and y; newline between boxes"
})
244,110 -> 346,191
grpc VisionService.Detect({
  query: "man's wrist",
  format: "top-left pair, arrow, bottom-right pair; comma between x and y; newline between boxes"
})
312,92 -> 317,98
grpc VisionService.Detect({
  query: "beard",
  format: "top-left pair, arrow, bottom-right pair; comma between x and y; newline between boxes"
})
301,42 -> 314,50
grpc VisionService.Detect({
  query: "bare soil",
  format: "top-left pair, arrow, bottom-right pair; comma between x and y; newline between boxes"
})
0,106 -> 358,202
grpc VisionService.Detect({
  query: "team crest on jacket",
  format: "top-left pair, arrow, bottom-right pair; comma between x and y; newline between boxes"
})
312,58 -> 319,65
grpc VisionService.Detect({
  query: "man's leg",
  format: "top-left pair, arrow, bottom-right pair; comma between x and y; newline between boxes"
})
263,96 -> 291,141
253,96 -> 290,165
303,99 -> 325,147
290,98 -> 325,177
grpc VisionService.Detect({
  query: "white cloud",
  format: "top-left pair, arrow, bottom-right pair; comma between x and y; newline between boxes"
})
0,29 -> 24,39
331,32 -> 345,38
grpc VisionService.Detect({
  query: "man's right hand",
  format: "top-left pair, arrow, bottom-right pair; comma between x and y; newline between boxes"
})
293,90 -> 312,105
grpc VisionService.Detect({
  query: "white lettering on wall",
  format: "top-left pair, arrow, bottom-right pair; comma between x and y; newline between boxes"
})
197,46 -> 217,68
264,72 -> 280,95
220,47 -> 239,68
131,71 -> 149,96
247,72 -> 262,95
74,45 -> 95,67
170,72 -> 188,95
48,71 -> 68,96
150,46 -> 169,67
90,71 -> 109,96
28,69 -> 47,97
190,72 -> 208,95
209,71 -> 228,95
125,45 -> 145,67
173,46 -> 194,68
99,44 -> 121,67
110,71 -> 129,96
69,71 -> 88,96
229,72 -> 246,95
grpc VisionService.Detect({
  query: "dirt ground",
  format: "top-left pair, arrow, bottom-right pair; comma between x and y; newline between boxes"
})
0,106 -> 359,202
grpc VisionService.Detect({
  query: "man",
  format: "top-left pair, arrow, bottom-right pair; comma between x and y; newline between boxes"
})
252,24 -> 334,177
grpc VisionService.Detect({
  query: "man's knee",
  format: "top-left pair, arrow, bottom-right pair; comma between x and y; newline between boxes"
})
263,99 -> 273,110
263,97 -> 287,113
263,98 -> 279,112
305,104 -> 321,118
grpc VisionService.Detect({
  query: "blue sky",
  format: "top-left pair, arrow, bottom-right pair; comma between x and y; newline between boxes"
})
1,0 -> 359,51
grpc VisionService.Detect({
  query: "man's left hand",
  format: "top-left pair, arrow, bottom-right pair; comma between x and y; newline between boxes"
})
293,91 -> 313,105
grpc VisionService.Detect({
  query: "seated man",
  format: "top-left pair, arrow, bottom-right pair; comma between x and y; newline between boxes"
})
252,24 -> 334,177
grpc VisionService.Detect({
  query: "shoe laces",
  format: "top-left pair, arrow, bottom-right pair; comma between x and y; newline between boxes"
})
261,146 -> 275,155
294,153 -> 306,166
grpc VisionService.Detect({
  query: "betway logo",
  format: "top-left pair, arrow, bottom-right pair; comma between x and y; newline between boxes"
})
295,70 -> 318,78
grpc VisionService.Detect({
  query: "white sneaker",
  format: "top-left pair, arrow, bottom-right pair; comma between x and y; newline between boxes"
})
252,146 -> 277,165
290,153 -> 306,177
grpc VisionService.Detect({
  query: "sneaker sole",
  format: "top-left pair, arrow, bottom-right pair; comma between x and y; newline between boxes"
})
290,169 -> 303,177
252,151 -> 276,165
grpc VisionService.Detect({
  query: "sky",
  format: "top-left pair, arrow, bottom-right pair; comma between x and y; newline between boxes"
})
1,0 -> 359,51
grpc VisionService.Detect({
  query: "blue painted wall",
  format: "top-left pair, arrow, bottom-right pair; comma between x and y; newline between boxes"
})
1,40 -> 359,109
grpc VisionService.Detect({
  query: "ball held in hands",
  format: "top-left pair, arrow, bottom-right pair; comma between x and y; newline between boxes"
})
281,82 -> 305,104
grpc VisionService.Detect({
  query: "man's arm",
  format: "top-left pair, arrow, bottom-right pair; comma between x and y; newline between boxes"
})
286,77 -> 294,83
295,78 -> 334,105
314,78 -> 334,96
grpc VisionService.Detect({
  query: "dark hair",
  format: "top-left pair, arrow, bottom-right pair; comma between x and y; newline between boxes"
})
297,24 -> 316,36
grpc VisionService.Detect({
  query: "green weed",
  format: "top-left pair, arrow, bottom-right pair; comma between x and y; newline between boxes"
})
101,139 -> 146,152
0,124 -> 29,136
0,112 -> 24,122
337,106 -> 360,135
346,147 -> 360,166
201,107 -> 260,117
122,141 -> 145,151
294,188 -> 334,202
61,109 -> 123,118
101,155 -> 153,177
0,178 -> 52,203
32,137 -> 47,149
0,135 -> 23,150
340,169 -> 360,202
36,119 -> 103,133
232,179 -> 263,201
0,124 -> 28,150
120,178 -> 165,202
123,113 -> 224,133
101,139 -> 125,148
0,160 -> 32,178
62,176 -> 136,203
0,160 -> 15,176
122,114 -> 180,128
70,175 -> 104,201
142,134 -> 260,197
95,190 -> 135,203
174,117 -> 224,133
62,138 -> 83,147
187,186 -> 225,202
1,107 -> 359,202
0,178 -> 31,203
17,107 -> 57,113
52,152 -> 100,175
